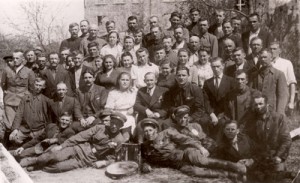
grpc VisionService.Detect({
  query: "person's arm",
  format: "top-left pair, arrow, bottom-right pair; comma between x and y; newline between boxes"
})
276,71 -> 289,114
211,35 -> 218,58
73,98 -> 84,120
95,87 -> 109,117
11,98 -> 25,131
133,91 -> 148,116
288,83 -> 296,109
275,115 -> 292,161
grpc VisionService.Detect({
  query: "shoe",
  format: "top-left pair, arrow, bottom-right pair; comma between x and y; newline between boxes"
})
20,157 -> 37,167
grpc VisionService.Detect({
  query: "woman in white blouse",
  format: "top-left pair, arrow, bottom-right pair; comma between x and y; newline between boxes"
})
105,72 -> 137,141
100,30 -> 123,65
118,52 -> 138,88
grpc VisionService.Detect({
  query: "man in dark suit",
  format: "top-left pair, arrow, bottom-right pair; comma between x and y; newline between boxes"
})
241,13 -> 272,54
186,8 -> 201,36
224,47 -> 252,77
40,52 -> 71,99
48,82 -> 83,125
134,72 -> 168,142
203,57 -> 235,139
172,25 -> 189,52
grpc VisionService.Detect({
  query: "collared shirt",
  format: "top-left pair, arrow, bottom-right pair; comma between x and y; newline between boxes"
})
214,74 -> 223,88
193,62 -> 213,88
106,69 -> 113,77
236,62 -> 245,70
134,44 -> 141,52
147,86 -> 156,96
74,66 -> 83,89
272,57 -> 297,85
231,135 -> 239,151
136,64 -> 159,88
189,52 -> 199,67
173,40 -> 185,52
15,65 -> 24,74
248,28 -> 260,54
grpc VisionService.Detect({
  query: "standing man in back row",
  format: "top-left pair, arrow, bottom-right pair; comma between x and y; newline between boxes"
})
59,23 -> 82,52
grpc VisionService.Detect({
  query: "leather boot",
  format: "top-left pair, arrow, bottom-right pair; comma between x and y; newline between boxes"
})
204,158 -> 247,175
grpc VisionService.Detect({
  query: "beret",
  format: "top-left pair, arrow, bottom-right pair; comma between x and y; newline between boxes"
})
111,111 -> 127,124
173,105 -> 190,117
140,118 -> 159,129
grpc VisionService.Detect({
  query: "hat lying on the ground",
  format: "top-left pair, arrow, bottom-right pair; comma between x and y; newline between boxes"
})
105,161 -> 138,179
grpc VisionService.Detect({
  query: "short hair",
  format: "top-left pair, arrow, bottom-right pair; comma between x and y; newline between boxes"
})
144,72 -> 157,80
105,20 -> 115,27
198,17 -> 209,24
124,35 -> 135,43
150,25 -> 163,32
57,81 -> 67,89
107,30 -> 120,43
222,19 -> 232,27
69,22 -> 79,29
173,24 -> 184,32
215,9 -> 225,15
71,50 -> 83,57
80,19 -> 90,25
252,90 -> 268,104
60,47 -> 70,52
248,12 -> 261,22
163,35 -> 173,41
37,52 -> 47,58
198,48 -> 210,55
176,66 -> 190,76
116,72 -> 133,90
232,47 -> 245,54
235,69 -> 248,80
87,42 -> 99,49
48,52 -> 59,59
223,120 -> 238,129
259,48 -> 272,56
189,8 -> 200,14
133,28 -> 144,36
177,48 -> 190,57
24,49 -> 35,59
149,16 -> 159,21
250,37 -> 262,45
102,54 -> 117,71
60,112 -> 73,120
210,57 -> 224,65
154,44 -> 165,52
136,47 -> 149,56
82,68 -> 95,77
13,49 -> 24,54
121,51 -> 133,60
170,11 -> 182,19
128,16 -> 137,22
269,41 -> 281,48
34,77 -> 46,83
231,16 -> 241,22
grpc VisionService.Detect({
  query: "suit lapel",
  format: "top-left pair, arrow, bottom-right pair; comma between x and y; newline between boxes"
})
139,88 -> 151,106
217,76 -> 228,98
150,87 -> 160,106
207,78 -> 218,98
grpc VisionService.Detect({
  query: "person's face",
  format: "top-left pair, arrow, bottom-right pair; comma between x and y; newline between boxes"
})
89,26 -> 98,38
134,32 -> 143,44
144,126 -> 158,141
190,11 -> 200,23
216,12 -> 225,24
95,58 -> 102,69
178,51 -> 189,65
108,33 -> 118,46
66,57 -> 75,68
6,59 -> 14,68
269,44 -> 281,59
224,40 -> 236,55
249,16 -> 260,31
56,84 -> 68,99
232,50 -> 245,65
102,116 -> 111,126
163,38 -> 173,51
211,60 -> 224,76
175,114 -> 189,127
69,26 -> 79,38
122,55 -> 133,68
232,19 -> 241,32
59,116 -> 72,129
176,70 -> 189,85
250,39 -> 262,54
161,64 -> 171,76
128,19 -> 138,31
124,38 -> 134,51
151,27 -> 162,40
224,123 -> 238,140
253,97 -> 267,115
106,22 -> 115,33
144,74 -> 157,89
104,57 -> 114,70
26,51 -> 36,63
109,119 -> 121,134
49,54 -> 59,68
60,50 -> 70,62
137,51 -> 148,65
170,16 -> 181,27
73,54 -> 83,68
13,52 -> 24,67
198,20 -> 209,34
119,74 -> 131,90
80,21 -> 89,34
149,17 -> 158,27
155,49 -> 166,62
88,46 -> 99,57
83,72 -> 95,87
189,37 -> 200,52
174,28 -> 184,42
34,80 -> 46,94
199,51 -> 209,65
223,22 -> 233,36
235,73 -> 248,90
37,57 -> 47,69
260,51 -> 272,68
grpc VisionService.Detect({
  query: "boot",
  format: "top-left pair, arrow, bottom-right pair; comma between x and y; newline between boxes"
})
20,157 -> 37,167
204,158 -> 247,175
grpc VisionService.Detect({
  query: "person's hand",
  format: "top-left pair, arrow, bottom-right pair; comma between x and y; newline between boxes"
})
210,113 -> 218,126
288,102 -> 295,110
238,159 -> 254,168
108,141 -> 117,149
86,116 -> 96,126
9,129 -> 19,141
15,147 -> 24,155
145,109 -> 154,118
199,147 -> 210,157
142,163 -> 152,173
153,112 -> 160,119
272,156 -> 282,164
127,107 -> 134,115
51,145 -> 63,152
80,118 -> 87,127
92,160 -> 108,169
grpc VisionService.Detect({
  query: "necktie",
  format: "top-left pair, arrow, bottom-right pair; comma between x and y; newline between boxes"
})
215,77 -> 219,89
147,88 -> 151,96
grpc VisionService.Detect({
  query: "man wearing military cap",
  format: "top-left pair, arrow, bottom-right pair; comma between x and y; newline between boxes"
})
140,117 -> 247,181
20,111 -> 128,172
82,41 -> 102,70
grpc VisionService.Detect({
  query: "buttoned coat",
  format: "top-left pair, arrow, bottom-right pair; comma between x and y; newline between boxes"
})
68,65 -> 92,94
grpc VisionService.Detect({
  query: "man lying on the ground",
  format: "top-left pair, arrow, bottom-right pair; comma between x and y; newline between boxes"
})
19,111 -> 127,173
140,118 -> 247,182
12,112 -> 75,160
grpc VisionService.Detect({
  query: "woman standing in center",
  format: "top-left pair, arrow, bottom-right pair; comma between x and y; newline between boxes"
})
105,72 -> 137,141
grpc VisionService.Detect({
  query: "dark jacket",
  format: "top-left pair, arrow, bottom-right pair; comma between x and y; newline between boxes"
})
241,28 -> 272,54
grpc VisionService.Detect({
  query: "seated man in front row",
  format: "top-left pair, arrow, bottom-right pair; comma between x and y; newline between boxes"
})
140,118 -> 247,181
19,111 -> 127,173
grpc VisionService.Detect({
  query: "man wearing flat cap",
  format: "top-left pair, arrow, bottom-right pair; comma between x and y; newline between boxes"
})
140,118 -> 247,181
20,111 -> 128,172
82,42 -> 102,70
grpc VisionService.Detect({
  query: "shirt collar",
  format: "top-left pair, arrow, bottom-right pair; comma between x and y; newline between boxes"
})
15,64 -> 24,73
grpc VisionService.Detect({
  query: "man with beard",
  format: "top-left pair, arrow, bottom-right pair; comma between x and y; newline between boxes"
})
248,49 -> 288,114
79,20 -> 89,39
39,52 -> 71,99
242,92 -> 292,182
19,111 -> 127,173
140,118 -> 247,181
83,42 -> 101,69
59,23 -> 82,52
172,25 -> 188,52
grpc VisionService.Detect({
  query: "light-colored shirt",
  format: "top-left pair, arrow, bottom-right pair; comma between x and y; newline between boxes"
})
74,66 -> 83,89
100,44 -> 123,64
15,65 -> 24,74
192,62 -> 213,88
272,57 -> 297,85
147,86 -> 156,96
248,28 -> 260,54
189,52 -> 199,67
136,63 -> 159,88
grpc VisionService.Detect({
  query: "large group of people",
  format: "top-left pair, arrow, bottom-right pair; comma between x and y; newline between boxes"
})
0,8 -> 297,183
